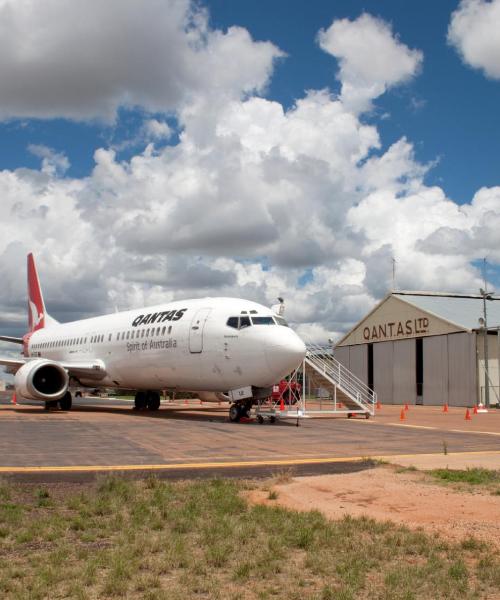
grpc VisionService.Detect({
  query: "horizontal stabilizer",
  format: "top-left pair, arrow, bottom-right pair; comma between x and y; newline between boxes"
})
0,336 -> 24,345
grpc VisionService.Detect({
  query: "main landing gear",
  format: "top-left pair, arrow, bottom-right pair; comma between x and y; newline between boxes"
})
229,400 -> 253,423
44,391 -> 73,411
134,391 -> 161,411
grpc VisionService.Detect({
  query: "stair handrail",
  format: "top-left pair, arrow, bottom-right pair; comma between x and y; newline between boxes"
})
305,342 -> 376,407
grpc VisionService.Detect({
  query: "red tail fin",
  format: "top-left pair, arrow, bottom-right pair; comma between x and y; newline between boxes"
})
27,253 -> 46,332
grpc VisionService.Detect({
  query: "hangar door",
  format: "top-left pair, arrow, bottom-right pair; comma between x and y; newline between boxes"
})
349,345 -> 368,385
447,332 -> 476,407
393,339 -> 416,405
423,336 -> 448,406
373,341 -> 394,404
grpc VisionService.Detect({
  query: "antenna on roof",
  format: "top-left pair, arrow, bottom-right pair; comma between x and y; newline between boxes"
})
482,257 -> 488,294
391,257 -> 397,292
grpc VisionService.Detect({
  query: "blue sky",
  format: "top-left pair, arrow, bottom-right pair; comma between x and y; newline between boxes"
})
1,0 -> 499,205
0,0 -> 499,342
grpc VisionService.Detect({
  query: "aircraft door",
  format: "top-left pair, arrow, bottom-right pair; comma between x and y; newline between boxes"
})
189,308 -> 212,353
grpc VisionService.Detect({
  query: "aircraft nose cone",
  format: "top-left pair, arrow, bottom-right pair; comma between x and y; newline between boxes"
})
266,332 -> 306,378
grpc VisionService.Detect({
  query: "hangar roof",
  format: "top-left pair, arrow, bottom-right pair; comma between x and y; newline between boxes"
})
394,292 -> 500,330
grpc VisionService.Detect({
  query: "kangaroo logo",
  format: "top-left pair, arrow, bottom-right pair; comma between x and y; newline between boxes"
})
29,299 -> 44,329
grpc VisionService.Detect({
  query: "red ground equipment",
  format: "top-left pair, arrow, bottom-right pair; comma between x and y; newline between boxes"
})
270,379 -> 302,405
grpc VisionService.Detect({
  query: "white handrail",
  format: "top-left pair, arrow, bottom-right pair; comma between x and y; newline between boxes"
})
305,342 -> 377,410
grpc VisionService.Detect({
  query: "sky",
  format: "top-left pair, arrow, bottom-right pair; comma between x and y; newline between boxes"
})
0,0 -> 500,354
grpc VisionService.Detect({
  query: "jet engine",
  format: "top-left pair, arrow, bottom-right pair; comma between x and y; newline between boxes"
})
15,359 -> 69,402
197,391 -> 230,403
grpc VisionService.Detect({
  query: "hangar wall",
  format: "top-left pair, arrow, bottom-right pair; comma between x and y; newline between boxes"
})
335,333 -> 477,406
333,293 -> 488,407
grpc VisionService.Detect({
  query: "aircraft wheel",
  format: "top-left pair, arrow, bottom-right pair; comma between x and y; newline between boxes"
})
365,412 -> 370,419
269,416 -> 276,424
229,403 -> 241,423
58,392 -> 72,411
134,391 -> 147,410
257,415 -> 264,424
147,391 -> 161,411
347,413 -> 353,418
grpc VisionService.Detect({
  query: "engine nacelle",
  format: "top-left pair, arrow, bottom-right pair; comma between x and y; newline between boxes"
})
15,359 -> 69,402
197,391 -> 230,403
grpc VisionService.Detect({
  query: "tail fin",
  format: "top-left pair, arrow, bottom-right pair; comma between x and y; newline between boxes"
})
27,253 -> 60,332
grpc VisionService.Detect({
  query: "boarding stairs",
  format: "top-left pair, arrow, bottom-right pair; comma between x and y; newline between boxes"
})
302,343 -> 376,416
254,343 -> 376,421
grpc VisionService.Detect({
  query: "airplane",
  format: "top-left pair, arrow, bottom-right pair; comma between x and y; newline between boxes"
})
0,254 -> 306,422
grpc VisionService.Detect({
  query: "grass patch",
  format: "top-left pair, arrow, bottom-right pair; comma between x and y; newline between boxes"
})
429,468 -> 500,486
0,476 -> 497,599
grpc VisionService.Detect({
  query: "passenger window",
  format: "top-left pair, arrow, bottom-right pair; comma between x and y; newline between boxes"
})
226,317 -> 239,329
156,327 -> 161,336
239,316 -> 251,329
168,326 -> 172,334
141,330 -> 145,338
146,329 -> 149,337
162,326 -> 166,335
126,331 -> 130,340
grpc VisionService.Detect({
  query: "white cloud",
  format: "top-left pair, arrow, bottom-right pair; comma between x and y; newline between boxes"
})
0,0 -> 283,121
318,13 -> 423,112
142,119 -> 172,141
448,0 -> 500,79
27,144 -> 70,176
0,7 -> 498,351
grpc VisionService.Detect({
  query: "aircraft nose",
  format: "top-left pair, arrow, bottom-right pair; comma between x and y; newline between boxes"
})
265,331 -> 306,378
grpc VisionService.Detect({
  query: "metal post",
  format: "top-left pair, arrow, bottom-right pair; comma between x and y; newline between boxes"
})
481,290 -> 490,408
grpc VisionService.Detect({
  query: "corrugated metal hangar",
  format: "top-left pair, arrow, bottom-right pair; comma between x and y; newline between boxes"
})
334,291 -> 500,407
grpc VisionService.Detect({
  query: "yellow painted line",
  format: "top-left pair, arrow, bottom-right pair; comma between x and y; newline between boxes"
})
0,450 -> 499,473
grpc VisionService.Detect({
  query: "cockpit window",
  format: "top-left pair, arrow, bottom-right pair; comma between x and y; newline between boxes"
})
274,316 -> 289,327
239,316 -> 251,329
227,316 -> 252,330
251,316 -> 275,325
226,317 -> 239,329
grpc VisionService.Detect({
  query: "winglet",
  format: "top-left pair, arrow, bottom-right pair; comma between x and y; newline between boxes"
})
27,253 -> 47,332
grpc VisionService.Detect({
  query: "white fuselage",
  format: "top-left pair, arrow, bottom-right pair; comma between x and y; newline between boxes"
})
26,298 -> 306,393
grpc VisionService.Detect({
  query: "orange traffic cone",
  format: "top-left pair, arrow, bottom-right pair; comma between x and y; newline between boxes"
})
442,403 -> 448,413
404,403 -> 409,411
11,392 -> 17,405
465,408 -> 472,420
280,395 -> 285,411
400,408 -> 406,421
473,405 -> 478,415
376,400 -> 381,410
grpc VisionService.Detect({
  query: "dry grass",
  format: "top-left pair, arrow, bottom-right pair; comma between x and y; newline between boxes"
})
0,475 -> 498,599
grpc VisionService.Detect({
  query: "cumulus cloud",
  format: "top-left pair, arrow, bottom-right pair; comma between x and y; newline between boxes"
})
0,0 -> 283,121
318,13 -> 423,112
448,0 -> 500,79
27,144 -> 70,177
0,6 -> 498,354
142,119 -> 172,142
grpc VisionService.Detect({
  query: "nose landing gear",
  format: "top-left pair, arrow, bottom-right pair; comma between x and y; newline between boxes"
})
228,400 -> 253,422
134,391 -> 161,411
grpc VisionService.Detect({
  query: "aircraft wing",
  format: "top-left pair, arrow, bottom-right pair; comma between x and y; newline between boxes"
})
0,336 -> 24,344
0,357 -> 107,380
0,358 -> 26,374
